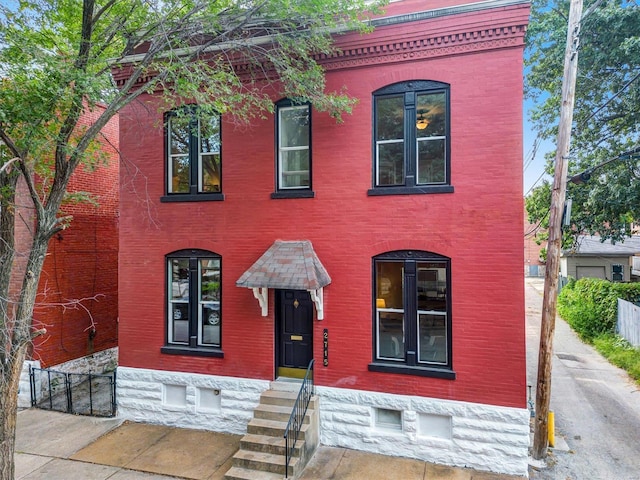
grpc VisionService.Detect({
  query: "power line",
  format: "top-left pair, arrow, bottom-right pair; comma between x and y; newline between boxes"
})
525,170 -> 549,196
524,135 -> 541,172
576,70 -> 640,130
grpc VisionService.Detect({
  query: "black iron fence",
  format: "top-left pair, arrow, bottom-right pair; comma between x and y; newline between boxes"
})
283,359 -> 315,479
29,366 -> 116,417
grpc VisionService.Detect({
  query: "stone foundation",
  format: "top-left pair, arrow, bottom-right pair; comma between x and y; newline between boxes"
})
18,347 -> 118,407
116,366 -> 529,476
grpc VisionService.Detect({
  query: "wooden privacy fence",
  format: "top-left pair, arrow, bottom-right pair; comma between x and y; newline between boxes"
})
617,299 -> 640,347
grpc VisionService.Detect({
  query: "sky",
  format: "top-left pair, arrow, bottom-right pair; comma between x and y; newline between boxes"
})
523,97 -> 555,196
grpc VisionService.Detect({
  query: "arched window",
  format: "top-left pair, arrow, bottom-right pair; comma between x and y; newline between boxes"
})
369,250 -> 454,378
369,81 -> 453,196
163,249 -> 223,357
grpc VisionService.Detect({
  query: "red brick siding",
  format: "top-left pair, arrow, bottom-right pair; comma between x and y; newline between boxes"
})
118,8 -> 527,408
28,105 -> 119,367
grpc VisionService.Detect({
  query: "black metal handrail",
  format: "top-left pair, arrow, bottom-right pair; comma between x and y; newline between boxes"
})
283,359 -> 315,479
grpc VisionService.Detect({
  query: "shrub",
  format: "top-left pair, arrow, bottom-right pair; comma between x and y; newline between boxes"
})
558,278 -> 640,341
592,334 -> 640,383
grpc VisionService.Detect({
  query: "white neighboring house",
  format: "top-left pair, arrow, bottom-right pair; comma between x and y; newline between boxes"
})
561,235 -> 640,282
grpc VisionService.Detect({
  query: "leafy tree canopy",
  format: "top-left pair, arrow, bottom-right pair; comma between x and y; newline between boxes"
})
525,0 -> 640,244
0,2 -> 384,478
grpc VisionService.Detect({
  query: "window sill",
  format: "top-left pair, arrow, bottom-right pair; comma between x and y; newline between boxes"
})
161,193 -> 225,203
368,362 -> 455,380
271,190 -> 315,199
367,185 -> 454,196
161,345 -> 224,358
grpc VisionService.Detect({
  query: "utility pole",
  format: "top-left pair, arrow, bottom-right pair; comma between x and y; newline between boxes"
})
532,0 -> 584,460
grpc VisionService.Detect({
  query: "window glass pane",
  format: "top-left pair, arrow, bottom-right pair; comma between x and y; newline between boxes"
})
169,259 -> 189,344
417,139 -> 445,184
171,155 -> 190,193
375,408 -> 402,430
201,304 -> 220,345
376,95 -> 404,140
376,262 -> 403,309
199,258 -> 220,346
377,142 -> 404,186
280,106 -> 309,147
200,116 -> 220,154
169,115 -> 190,154
200,259 -> 220,301
418,313 -> 447,364
281,150 -> 310,188
376,261 -> 404,360
170,259 -> 189,300
417,264 -> 447,312
377,311 -> 404,360
200,153 -> 221,192
172,309 -> 189,343
199,115 -> 221,193
416,92 -> 446,138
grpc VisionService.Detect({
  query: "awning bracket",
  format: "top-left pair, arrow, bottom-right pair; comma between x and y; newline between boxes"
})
252,287 -> 268,317
308,288 -> 324,320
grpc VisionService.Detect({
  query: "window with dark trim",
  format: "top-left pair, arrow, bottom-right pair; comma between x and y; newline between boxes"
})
368,81 -> 453,196
162,106 -> 224,202
162,249 -> 223,357
271,99 -> 314,199
369,250 -> 454,379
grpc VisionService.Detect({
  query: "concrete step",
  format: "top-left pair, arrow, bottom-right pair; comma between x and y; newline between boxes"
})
247,418 -> 310,440
259,389 -> 317,409
254,403 -> 312,424
270,379 -> 302,393
240,433 -> 304,457
259,389 -> 297,407
232,449 -> 298,476
224,466 -> 285,480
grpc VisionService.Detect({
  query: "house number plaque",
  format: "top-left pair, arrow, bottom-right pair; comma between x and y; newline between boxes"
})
323,329 -> 328,366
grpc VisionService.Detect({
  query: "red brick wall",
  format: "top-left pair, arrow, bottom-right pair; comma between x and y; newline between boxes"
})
118,5 -> 527,408
29,105 -> 119,367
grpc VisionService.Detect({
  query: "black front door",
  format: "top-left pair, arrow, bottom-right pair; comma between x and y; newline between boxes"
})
276,289 -> 313,378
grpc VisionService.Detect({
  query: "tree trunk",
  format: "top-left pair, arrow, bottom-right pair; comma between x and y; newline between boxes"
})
0,344 -> 27,480
0,219 -> 53,479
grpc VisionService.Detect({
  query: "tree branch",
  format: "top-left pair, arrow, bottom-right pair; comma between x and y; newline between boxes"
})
0,158 -> 18,175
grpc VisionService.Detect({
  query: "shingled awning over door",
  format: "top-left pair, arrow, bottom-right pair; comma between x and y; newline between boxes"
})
236,240 -> 331,319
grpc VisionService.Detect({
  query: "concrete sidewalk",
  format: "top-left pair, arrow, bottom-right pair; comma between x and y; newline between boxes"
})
15,408 -> 525,480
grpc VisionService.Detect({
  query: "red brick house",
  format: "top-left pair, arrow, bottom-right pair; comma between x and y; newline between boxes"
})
16,104 -> 119,403
115,0 -> 530,475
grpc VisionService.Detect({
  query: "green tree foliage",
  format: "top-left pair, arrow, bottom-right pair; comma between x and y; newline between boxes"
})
0,1 -> 384,478
557,277 -> 640,340
525,178 -> 575,251
525,0 -> 640,243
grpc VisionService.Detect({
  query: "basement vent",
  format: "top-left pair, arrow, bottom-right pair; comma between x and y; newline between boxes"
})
418,413 -> 452,440
374,408 -> 402,431
163,384 -> 187,407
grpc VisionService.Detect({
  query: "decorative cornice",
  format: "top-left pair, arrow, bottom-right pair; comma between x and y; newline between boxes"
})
112,0 -> 530,88
317,24 -> 528,71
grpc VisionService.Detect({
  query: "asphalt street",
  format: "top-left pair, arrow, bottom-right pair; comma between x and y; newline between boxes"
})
525,278 -> 640,479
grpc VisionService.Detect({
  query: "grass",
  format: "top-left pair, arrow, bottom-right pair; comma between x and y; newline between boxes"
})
592,333 -> 640,384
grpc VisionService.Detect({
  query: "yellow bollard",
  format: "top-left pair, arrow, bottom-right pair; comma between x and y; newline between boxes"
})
548,411 -> 555,448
